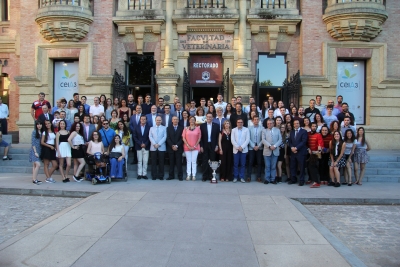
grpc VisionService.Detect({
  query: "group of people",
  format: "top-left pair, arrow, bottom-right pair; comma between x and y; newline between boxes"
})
29,91 -> 370,188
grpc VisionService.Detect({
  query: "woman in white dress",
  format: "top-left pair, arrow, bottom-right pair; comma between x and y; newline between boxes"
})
55,120 -> 72,183
68,122 -> 86,182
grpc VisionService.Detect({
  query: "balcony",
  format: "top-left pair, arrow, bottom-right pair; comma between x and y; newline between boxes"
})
247,0 -> 301,54
35,0 -> 94,42
323,0 -> 388,41
172,0 -> 239,34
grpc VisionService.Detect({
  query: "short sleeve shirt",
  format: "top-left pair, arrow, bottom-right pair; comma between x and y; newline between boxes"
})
32,100 -> 51,120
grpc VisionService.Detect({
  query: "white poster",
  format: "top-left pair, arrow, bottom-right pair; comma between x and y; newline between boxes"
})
337,62 -> 365,124
54,61 -> 79,106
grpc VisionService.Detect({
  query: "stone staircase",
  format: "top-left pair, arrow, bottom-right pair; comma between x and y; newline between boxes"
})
0,145 -> 399,182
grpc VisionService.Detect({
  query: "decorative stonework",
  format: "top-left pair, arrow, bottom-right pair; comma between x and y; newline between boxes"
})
323,2 -> 388,41
35,5 -> 93,42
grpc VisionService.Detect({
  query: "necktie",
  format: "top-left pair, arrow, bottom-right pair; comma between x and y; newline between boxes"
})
295,129 -> 298,138
174,126 -> 177,131
178,111 -> 181,120
136,115 -> 139,124
45,114 -> 49,120
255,127 -> 258,143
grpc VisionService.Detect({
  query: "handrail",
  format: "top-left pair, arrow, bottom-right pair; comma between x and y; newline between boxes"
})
128,0 -> 153,10
261,0 -> 287,9
185,0 -> 226,9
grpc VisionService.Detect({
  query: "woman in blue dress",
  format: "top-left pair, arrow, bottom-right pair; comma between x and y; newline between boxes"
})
29,121 -> 43,184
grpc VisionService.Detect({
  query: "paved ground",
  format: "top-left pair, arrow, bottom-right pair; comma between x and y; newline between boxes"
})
306,205 -> 400,267
0,173 -> 400,266
0,195 -> 82,245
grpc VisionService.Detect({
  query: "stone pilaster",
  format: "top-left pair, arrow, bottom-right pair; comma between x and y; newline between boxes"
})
159,0 -> 176,75
230,74 -> 255,105
155,74 -> 180,105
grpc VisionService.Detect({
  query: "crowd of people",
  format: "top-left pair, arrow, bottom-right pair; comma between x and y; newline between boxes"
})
29,91 -> 370,188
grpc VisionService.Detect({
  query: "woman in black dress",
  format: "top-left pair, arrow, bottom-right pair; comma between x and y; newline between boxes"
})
218,120 -> 233,182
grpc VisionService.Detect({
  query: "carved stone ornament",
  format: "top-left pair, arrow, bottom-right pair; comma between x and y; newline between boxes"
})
35,4 -> 93,42
323,2 -> 388,42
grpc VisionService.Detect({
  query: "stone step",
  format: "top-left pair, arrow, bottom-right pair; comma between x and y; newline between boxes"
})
368,155 -> 400,162
364,175 -> 400,183
364,168 -> 400,175
366,162 -> 400,169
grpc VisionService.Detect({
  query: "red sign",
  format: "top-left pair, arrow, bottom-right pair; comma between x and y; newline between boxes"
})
190,54 -> 223,86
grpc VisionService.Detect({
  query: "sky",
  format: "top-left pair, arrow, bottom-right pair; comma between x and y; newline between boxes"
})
257,55 -> 287,86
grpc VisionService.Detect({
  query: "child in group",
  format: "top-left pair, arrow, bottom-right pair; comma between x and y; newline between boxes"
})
52,111 -> 62,133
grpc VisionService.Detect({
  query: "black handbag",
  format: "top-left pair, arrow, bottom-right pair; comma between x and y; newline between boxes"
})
109,152 -> 122,159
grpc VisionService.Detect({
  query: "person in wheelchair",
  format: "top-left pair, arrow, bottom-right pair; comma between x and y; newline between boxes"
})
86,131 -> 105,175
108,135 -> 125,179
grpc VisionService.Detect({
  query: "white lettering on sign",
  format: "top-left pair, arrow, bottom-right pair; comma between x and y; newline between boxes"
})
193,63 -> 218,68
179,34 -> 233,50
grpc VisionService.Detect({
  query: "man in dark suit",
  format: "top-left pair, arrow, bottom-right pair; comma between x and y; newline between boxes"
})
167,116 -> 184,181
38,105 -> 54,123
288,119 -> 309,186
161,104 -> 174,127
146,105 -> 158,128
82,114 -> 96,144
129,105 -> 143,164
132,115 -> 151,179
200,113 -> 220,181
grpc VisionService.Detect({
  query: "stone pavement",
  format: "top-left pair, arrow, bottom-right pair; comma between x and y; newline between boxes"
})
0,173 -> 400,267
306,205 -> 400,267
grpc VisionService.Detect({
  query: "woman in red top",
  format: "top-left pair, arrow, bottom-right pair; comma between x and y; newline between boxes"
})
319,125 -> 332,185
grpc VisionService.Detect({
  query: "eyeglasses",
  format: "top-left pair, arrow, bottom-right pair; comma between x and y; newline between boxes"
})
103,123 -> 108,125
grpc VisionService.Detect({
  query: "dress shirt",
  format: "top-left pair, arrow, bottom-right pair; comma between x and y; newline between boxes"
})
165,114 -> 170,127
151,113 -> 156,126
207,123 -> 212,142
238,128 -> 242,146
141,125 -> 145,135
136,114 -> 141,124
0,103 -> 9,118
176,110 -> 182,120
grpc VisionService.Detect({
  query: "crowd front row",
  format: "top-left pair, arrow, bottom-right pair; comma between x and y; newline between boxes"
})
30,112 -> 370,188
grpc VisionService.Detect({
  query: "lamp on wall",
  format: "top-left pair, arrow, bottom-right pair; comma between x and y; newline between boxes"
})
0,59 -> 8,74
135,86 -> 140,91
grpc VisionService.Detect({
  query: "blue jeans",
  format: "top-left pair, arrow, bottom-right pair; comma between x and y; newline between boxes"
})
110,158 -> 125,178
264,154 -> 278,182
233,151 -> 247,179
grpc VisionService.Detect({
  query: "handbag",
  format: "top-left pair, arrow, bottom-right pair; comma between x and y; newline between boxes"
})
109,152 -> 122,159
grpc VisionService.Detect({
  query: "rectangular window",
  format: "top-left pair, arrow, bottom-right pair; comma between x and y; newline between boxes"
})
1,0 -> 10,21
53,61 -> 79,106
337,61 -> 366,125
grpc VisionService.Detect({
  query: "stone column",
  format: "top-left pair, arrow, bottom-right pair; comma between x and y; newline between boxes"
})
156,0 -> 179,103
230,0 -> 254,104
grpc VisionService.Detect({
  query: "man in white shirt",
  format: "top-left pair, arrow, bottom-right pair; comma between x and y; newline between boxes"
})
162,105 -> 173,127
231,118 -> 250,183
89,97 -> 104,117
214,93 -> 227,112
244,96 -> 261,113
0,98 -> 9,134
315,95 -> 326,112
273,101 -> 288,118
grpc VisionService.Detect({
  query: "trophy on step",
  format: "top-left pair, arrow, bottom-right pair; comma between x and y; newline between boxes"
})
208,160 -> 221,184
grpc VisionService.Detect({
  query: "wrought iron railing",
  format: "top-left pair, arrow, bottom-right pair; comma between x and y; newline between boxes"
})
261,0 -> 287,9
328,0 -> 384,5
128,0 -> 152,10
185,0 -> 226,9
38,0 -> 91,7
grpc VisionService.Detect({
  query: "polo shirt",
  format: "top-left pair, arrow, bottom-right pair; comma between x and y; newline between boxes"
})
32,100 -> 51,120
89,105 -> 105,116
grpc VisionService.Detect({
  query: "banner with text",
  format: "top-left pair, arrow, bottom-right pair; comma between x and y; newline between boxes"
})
53,61 -> 79,106
190,54 -> 223,86
337,61 -> 365,125
179,34 -> 233,51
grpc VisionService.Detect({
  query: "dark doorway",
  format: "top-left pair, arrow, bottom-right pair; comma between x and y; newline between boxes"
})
192,87 -> 220,105
126,54 -> 156,101
258,87 -> 283,107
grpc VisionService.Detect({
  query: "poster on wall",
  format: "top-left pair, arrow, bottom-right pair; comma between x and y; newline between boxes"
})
189,54 -> 223,86
337,61 -> 365,125
53,61 -> 79,106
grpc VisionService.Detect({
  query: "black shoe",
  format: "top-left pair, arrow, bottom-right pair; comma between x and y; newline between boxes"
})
137,176 -> 142,180
142,176 -> 148,180
328,182 -> 335,186
348,183 -> 352,186
271,180 -> 277,185
179,178 -> 183,181
288,180 -> 297,185
334,182 -> 341,187
299,181 -> 304,186
159,177 -> 164,180
342,182 -> 347,185
167,177 -> 174,180
202,178 -> 207,182
264,180 -> 269,184
62,178 -> 68,183
152,178 -> 156,180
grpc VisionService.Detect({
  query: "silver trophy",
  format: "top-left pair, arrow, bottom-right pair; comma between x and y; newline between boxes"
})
208,160 -> 221,184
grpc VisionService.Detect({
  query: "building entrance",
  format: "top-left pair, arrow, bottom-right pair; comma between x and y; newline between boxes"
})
192,87 -> 220,105
188,54 -> 223,105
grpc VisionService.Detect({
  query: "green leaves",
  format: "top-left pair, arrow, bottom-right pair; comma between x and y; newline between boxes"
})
350,73 -> 356,78
343,69 -> 357,79
345,69 -> 350,78
64,70 -> 75,79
